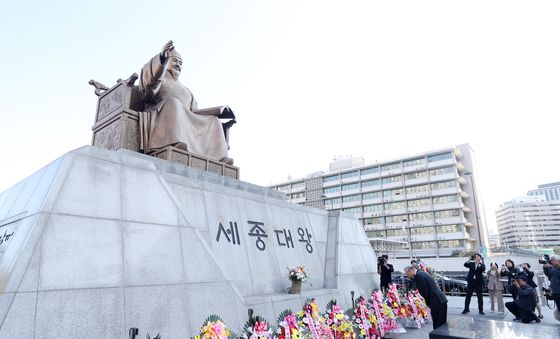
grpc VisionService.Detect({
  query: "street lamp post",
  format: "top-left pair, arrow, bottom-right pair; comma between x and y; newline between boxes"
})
463,171 -> 484,253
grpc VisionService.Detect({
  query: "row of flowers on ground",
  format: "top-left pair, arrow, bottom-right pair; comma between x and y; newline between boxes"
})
184,284 -> 431,339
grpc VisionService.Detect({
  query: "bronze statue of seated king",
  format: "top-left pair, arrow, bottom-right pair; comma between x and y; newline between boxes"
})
90,40 -> 236,168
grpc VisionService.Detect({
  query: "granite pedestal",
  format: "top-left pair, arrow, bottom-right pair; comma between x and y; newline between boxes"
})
0,146 -> 379,338
429,317 -> 560,339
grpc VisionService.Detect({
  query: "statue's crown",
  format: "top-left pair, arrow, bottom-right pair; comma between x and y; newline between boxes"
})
170,49 -> 182,61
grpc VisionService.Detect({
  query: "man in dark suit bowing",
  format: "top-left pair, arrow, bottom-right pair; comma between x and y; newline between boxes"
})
405,265 -> 448,329
462,253 -> 486,315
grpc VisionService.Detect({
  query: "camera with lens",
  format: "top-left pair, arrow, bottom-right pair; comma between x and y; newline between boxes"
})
378,256 -> 386,265
470,254 -> 475,261
539,254 -> 551,265
542,287 -> 554,300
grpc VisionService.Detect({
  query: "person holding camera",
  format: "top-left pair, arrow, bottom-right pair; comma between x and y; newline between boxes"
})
377,254 -> 394,290
501,259 -> 521,300
520,263 -> 543,319
462,253 -> 486,315
543,254 -> 560,311
487,262 -> 504,314
505,276 -> 540,323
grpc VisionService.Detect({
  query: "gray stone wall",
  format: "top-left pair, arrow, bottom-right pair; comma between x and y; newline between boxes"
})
0,146 -> 379,338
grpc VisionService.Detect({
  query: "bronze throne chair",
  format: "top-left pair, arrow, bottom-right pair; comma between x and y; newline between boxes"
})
90,73 -> 239,178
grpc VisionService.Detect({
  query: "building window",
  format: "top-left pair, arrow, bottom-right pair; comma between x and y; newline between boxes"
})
291,182 -> 305,190
341,171 -> 359,179
343,206 -> 362,214
429,166 -> 456,176
363,191 -> 381,200
325,198 -> 341,206
387,228 -> 407,237
431,181 -> 456,190
433,195 -> 459,204
277,185 -> 290,193
364,217 -> 384,225
437,224 -> 463,233
408,198 -> 431,208
382,175 -> 403,184
404,158 -> 426,167
406,184 -> 429,194
382,163 -> 402,171
434,209 -> 461,219
428,152 -> 453,163
342,183 -> 360,191
291,192 -> 304,199
384,201 -> 406,210
362,179 -> 380,187
323,186 -> 340,194
323,175 -> 339,183
406,171 -> 428,180
438,240 -> 465,248
361,167 -> 379,176
364,204 -> 383,212
342,194 -> 361,203
383,188 -> 404,197
385,214 -> 408,223
409,212 -> 434,221
411,241 -> 437,249
366,230 -> 386,237
410,226 -> 435,235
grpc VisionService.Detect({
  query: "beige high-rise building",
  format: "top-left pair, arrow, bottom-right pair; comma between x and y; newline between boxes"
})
270,144 -> 488,258
496,195 -> 560,248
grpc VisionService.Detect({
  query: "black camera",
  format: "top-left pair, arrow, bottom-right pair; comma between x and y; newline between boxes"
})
542,287 -> 554,300
470,254 -> 475,261
539,254 -> 551,265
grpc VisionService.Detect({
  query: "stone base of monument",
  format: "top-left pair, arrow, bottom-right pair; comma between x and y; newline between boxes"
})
151,145 -> 239,179
429,317 -> 560,338
0,146 -> 379,338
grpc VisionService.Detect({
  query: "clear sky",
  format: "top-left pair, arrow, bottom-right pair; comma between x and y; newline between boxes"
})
1,1 -> 559,233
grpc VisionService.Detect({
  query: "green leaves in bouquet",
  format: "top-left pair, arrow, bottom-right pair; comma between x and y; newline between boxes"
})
326,299 -> 337,311
146,334 -> 161,339
276,309 -> 294,325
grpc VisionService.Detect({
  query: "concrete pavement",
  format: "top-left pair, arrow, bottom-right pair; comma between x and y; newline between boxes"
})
390,295 -> 560,338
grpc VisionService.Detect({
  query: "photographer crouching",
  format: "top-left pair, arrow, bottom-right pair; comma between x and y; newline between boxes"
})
542,254 -> 560,311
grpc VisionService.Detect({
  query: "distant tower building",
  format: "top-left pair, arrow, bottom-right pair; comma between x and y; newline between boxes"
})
496,195 -> 560,248
528,182 -> 560,201
270,144 -> 488,258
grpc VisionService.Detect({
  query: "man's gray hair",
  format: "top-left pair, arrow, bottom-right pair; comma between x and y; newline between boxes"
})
404,265 -> 416,273
551,255 -> 560,261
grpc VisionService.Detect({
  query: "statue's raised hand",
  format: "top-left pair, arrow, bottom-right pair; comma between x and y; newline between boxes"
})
160,40 -> 175,63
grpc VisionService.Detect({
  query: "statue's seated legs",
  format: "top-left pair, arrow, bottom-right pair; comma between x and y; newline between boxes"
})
149,97 -> 186,150
147,97 -> 233,165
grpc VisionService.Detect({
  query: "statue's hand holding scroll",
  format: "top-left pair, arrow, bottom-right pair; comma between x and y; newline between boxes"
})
159,40 -> 175,64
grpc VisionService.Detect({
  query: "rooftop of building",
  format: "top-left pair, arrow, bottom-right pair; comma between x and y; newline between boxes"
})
271,143 -> 471,187
536,181 -> 560,189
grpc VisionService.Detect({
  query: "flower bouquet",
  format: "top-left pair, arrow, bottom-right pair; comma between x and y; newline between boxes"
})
350,296 -> 380,339
369,290 -> 400,337
242,312 -> 273,339
276,310 -> 302,339
412,290 -> 432,324
402,290 -> 432,329
192,315 -> 236,339
287,266 -> 309,294
324,300 -> 355,339
386,284 -> 407,320
297,298 -> 333,339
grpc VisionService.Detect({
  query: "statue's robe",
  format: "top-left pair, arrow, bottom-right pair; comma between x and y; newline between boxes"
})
138,54 -> 228,161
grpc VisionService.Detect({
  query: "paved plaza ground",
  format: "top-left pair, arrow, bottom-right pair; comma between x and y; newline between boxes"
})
394,295 -> 560,338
